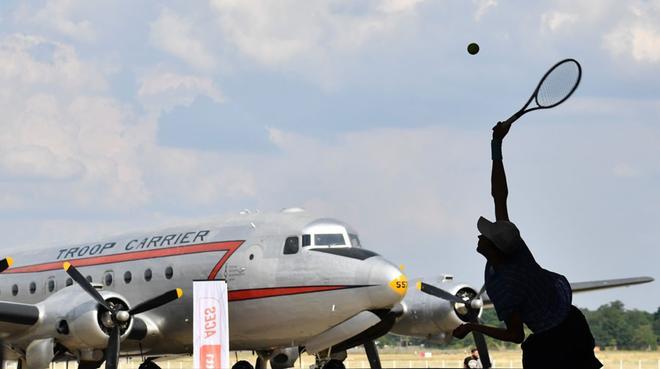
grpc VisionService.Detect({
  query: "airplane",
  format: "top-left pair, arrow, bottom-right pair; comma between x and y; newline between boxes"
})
0,208 -> 652,369
0,209 -> 408,369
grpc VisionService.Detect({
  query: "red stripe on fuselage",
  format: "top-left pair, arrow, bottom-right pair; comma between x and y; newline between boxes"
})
228,285 -> 363,301
5,241 -> 244,276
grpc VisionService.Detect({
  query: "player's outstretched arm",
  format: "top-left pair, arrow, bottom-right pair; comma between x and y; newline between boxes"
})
452,311 -> 525,344
491,122 -> 511,221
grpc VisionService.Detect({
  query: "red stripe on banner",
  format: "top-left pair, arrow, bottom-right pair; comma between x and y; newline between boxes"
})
7,241 -> 244,274
228,285 -> 355,301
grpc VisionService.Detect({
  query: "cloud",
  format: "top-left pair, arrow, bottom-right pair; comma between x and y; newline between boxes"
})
138,69 -> 224,113
603,2 -> 660,63
0,34 -> 147,209
149,8 -> 216,70
612,162 -> 639,178
0,33 -> 253,212
208,0 -> 423,68
540,11 -> 578,32
605,24 -> 660,63
474,0 -> 497,21
13,0 -> 96,42
0,34 -> 106,92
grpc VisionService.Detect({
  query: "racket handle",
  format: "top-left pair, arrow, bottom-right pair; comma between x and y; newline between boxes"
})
502,110 -> 524,128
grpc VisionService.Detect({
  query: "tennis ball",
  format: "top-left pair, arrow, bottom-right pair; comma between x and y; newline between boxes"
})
467,42 -> 480,55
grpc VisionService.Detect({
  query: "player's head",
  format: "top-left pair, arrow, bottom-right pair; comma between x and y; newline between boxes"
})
477,216 -> 523,257
471,348 -> 479,358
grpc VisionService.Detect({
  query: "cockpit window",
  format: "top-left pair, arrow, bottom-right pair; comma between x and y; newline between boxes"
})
314,234 -> 345,246
283,236 -> 299,255
349,233 -> 361,247
302,234 -> 311,246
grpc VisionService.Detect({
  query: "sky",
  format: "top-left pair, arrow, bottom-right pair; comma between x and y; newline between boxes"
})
0,0 -> 658,311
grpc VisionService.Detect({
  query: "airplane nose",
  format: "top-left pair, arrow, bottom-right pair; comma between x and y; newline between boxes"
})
366,257 -> 408,308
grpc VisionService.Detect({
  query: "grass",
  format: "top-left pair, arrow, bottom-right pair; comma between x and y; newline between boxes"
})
12,348 -> 657,369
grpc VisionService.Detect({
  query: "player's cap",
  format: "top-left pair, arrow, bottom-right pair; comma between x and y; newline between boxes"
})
477,216 -> 523,254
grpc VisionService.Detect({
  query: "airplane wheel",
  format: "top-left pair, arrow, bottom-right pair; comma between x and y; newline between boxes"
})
232,360 -> 255,369
322,359 -> 345,369
138,358 -> 162,369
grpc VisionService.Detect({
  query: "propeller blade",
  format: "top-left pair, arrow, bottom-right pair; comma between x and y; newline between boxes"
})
417,281 -> 464,304
363,340 -> 382,369
63,262 -> 113,312
470,317 -> 492,369
105,326 -> 121,369
476,283 -> 486,299
0,257 -> 13,273
129,288 -> 183,315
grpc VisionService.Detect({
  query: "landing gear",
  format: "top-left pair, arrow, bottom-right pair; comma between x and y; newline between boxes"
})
138,358 -> 161,369
232,360 -> 255,369
322,359 -> 345,369
312,350 -> 347,369
255,355 -> 267,369
78,361 -> 104,369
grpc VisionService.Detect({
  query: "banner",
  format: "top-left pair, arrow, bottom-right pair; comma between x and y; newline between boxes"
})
193,280 -> 229,369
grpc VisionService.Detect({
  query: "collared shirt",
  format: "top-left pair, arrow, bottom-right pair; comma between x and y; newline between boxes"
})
485,242 -> 572,333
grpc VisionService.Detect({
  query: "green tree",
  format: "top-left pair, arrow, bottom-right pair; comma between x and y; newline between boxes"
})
654,307 -> 660,345
631,324 -> 656,350
585,301 -> 632,349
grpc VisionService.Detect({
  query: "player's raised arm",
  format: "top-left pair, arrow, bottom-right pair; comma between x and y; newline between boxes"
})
491,122 -> 511,221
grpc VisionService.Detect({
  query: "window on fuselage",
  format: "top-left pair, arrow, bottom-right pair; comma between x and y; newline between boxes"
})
65,278 -> 73,287
283,236 -> 299,255
104,273 -> 113,286
11,284 -> 18,296
47,279 -> 55,293
124,271 -> 132,284
302,234 -> 311,246
349,233 -> 362,247
144,269 -> 152,282
314,233 -> 345,246
165,266 -> 173,280
29,282 -> 36,294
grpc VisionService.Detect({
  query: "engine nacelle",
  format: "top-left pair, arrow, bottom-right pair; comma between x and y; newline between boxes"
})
390,278 -> 480,340
13,286 -> 133,352
269,347 -> 300,369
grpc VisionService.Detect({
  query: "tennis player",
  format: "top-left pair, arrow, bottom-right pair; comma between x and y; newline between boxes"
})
451,122 -> 602,369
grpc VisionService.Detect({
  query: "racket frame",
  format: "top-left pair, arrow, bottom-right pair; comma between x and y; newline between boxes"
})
505,58 -> 582,126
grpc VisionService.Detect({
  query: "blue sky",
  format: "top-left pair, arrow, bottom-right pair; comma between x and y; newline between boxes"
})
0,0 -> 658,311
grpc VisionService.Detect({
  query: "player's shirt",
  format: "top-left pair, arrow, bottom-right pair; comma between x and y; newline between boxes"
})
485,242 -> 572,333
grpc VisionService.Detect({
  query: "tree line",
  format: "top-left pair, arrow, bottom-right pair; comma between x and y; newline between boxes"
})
378,301 -> 659,350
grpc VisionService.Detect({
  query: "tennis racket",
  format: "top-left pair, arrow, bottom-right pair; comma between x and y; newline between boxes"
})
502,58 -> 582,126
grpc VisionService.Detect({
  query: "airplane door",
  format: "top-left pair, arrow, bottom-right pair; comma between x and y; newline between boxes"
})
223,244 -> 262,283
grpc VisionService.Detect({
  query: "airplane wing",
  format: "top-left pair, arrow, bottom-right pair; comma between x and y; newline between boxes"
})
481,276 -> 654,307
569,276 -> 654,293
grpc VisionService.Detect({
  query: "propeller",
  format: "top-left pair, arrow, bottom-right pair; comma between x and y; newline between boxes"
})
417,281 -> 492,369
63,262 -> 183,369
0,257 -> 14,273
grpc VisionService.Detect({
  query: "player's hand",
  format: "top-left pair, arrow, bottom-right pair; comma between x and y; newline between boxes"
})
452,323 -> 472,339
492,121 -> 511,140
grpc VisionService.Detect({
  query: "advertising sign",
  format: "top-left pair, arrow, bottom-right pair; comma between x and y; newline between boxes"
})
193,280 -> 229,369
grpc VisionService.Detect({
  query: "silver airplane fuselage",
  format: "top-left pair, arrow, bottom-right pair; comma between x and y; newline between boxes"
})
0,210 -> 406,358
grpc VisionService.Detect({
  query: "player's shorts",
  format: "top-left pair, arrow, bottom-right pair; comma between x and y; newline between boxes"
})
521,305 -> 602,369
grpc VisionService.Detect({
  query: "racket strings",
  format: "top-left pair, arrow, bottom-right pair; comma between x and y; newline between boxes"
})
536,61 -> 580,108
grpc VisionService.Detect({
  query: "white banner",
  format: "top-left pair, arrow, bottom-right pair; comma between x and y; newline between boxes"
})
193,280 -> 229,369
